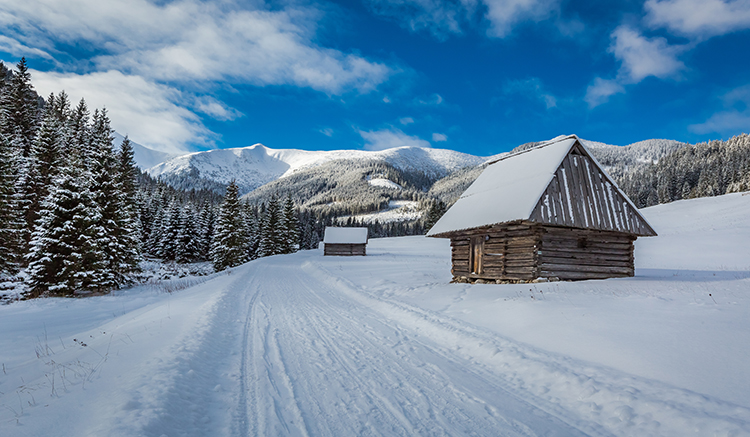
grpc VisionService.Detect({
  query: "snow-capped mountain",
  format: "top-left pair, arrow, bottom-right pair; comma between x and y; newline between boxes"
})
146,144 -> 487,195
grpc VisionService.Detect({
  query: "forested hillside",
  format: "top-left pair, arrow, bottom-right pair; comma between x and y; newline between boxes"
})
0,59 -> 315,300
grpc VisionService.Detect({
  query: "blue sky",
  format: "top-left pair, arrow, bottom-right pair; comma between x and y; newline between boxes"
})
1,0 -> 749,156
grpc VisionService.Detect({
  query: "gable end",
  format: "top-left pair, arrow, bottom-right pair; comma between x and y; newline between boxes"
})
530,143 -> 657,236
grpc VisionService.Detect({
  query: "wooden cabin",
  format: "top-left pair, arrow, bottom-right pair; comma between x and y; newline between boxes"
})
323,227 -> 368,256
427,135 -> 657,282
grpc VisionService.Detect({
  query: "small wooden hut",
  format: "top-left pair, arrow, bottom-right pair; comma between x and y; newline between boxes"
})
323,227 -> 368,256
427,135 -> 657,282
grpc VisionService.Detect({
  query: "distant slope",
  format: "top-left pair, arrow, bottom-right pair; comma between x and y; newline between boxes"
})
242,159 -> 431,217
113,132 -> 180,169
146,144 -> 486,195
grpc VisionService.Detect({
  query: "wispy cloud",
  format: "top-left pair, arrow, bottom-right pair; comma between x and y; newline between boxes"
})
585,26 -> 685,108
364,0 -> 477,39
194,96 -> 243,122
609,26 -> 686,83
483,0 -> 559,38
416,93 -> 444,105
689,84 -> 750,135
359,127 -> 431,150
399,117 -> 415,125
503,77 -> 557,109
432,132 -> 447,141
584,78 -> 625,108
31,69 -> 213,154
319,127 -> 334,137
364,0 -> 561,39
1,0 -> 396,151
645,0 -> 750,39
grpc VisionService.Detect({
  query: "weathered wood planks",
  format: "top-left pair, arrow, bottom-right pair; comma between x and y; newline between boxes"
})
324,243 -> 367,256
529,149 -> 656,236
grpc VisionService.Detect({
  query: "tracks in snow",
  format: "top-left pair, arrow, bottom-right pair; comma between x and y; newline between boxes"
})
124,253 -> 750,436
233,258 -> 590,436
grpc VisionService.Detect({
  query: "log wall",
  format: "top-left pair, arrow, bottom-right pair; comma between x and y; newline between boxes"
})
324,243 -> 367,256
538,226 -> 635,280
449,222 -> 636,281
450,222 -> 542,281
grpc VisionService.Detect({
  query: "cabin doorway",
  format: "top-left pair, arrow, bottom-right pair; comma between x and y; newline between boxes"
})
470,236 -> 483,274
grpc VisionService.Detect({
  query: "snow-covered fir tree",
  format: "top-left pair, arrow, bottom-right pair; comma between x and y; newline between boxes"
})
257,195 -> 283,257
115,135 -> 142,275
26,136 -> 107,297
175,204 -> 201,264
280,194 -> 300,254
20,94 -> 64,241
0,58 -> 39,157
211,181 -> 249,271
0,133 -> 23,274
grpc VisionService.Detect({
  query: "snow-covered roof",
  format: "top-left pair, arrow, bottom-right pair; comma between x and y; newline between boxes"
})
427,135 -> 577,236
324,227 -> 369,244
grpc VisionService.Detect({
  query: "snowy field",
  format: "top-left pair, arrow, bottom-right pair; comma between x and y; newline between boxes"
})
1,193 -> 750,436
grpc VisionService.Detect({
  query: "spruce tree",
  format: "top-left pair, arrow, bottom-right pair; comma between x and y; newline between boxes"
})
258,195 -> 283,257
157,200 -> 182,260
197,204 -> 214,260
21,94 -> 64,244
0,133 -> 23,274
211,181 -> 249,271
175,205 -> 200,263
280,194 -> 299,254
115,135 -> 142,274
26,143 -> 107,297
0,58 -> 39,156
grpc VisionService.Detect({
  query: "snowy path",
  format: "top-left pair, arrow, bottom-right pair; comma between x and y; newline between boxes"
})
233,258 -> 587,436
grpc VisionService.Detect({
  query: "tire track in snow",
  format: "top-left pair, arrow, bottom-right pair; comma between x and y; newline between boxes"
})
237,256 -> 588,436
302,259 -> 750,437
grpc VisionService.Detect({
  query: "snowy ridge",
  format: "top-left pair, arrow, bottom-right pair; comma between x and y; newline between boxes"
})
146,144 -> 486,194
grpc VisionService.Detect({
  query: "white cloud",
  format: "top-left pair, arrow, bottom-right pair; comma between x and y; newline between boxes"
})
610,26 -> 686,83
503,77 -> 557,109
32,69 -> 212,154
194,96 -> 243,122
400,117 -> 415,125
364,0 -> 478,38
432,132 -> 448,141
3,0 -> 394,94
0,36 -> 52,60
319,127 -> 334,137
483,0 -> 559,38
359,128 -> 431,150
585,26 -> 685,108
645,0 -> 750,39
584,77 -> 625,108
2,0 -> 397,151
689,84 -> 750,135
417,93 -> 444,105
364,0 -> 561,39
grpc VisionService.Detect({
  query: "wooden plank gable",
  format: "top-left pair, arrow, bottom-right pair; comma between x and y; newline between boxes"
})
530,143 -> 657,236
